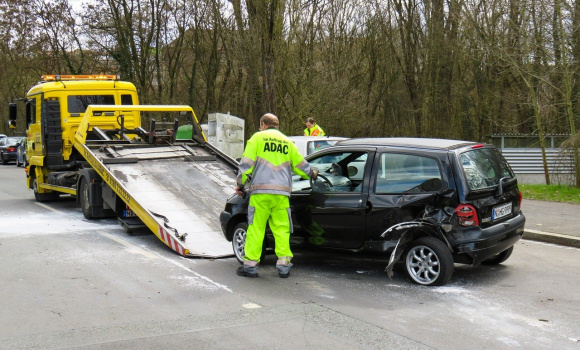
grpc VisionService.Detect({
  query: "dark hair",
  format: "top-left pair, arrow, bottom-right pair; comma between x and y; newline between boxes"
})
305,117 -> 315,124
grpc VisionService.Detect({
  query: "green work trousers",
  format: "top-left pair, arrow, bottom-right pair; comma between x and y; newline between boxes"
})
245,193 -> 293,262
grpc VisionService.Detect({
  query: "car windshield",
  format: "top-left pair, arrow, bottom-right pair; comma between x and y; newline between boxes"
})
460,148 -> 514,190
5,137 -> 22,146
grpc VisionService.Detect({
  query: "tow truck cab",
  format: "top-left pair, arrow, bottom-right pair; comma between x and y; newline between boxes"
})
9,75 -> 140,197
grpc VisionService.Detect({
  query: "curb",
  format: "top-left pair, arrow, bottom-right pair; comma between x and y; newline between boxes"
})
523,229 -> 580,249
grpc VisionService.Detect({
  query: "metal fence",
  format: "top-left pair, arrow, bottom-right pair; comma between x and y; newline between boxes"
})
501,148 -> 576,175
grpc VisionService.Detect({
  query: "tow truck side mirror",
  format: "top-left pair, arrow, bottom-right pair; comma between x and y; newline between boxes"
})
8,103 -> 17,128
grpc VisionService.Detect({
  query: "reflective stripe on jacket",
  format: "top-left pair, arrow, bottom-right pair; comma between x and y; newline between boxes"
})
303,124 -> 325,136
237,128 -> 311,196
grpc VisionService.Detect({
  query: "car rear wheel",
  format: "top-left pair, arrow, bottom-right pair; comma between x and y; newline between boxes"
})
405,237 -> 454,286
481,246 -> 514,265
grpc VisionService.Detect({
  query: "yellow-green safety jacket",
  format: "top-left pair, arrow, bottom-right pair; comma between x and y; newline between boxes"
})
303,124 -> 325,136
238,127 -> 312,196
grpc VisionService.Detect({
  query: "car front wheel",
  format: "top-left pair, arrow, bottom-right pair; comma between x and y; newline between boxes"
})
404,237 -> 454,286
231,222 -> 268,264
232,222 -> 248,264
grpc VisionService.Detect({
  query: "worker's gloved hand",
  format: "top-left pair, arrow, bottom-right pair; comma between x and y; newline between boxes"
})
235,186 -> 245,197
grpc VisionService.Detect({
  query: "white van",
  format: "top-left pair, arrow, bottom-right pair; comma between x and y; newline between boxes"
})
288,136 -> 348,157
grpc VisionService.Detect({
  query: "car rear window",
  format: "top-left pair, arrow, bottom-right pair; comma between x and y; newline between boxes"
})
460,148 -> 514,190
5,137 -> 23,146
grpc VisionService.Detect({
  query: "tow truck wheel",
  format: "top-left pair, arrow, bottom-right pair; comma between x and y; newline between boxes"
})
79,177 -> 94,220
231,222 -> 267,264
32,175 -> 59,202
404,237 -> 454,286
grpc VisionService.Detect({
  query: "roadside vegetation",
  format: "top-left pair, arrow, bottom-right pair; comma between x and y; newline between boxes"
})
519,184 -> 580,205
0,1 -> 578,181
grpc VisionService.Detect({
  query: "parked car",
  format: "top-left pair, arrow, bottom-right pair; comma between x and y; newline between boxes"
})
0,136 -> 25,165
288,136 -> 348,157
220,137 -> 525,286
15,137 -> 27,167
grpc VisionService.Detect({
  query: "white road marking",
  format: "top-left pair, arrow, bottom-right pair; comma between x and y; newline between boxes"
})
29,205 -> 232,293
242,303 -> 261,309
97,230 -> 159,259
98,230 -> 232,292
35,202 -> 63,214
165,255 -> 233,293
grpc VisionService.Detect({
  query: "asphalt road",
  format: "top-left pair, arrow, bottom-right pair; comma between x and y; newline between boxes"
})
1,165 -> 579,350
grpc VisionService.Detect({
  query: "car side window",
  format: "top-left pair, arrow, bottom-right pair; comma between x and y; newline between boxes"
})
293,151 -> 368,193
375,153 -> 442,193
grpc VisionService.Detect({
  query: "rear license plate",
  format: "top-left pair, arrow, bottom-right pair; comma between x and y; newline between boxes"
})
123,206 -> 136,218
492,202 -> 512,220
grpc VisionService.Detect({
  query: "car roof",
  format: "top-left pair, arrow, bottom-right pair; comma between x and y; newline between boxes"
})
288,136 -> 348,141
337,137 -> 479,150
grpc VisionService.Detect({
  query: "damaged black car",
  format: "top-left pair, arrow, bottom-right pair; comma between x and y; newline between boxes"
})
220,138 -> 525,286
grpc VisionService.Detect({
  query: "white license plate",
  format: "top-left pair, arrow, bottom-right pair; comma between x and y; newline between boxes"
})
492,202 -> 512,220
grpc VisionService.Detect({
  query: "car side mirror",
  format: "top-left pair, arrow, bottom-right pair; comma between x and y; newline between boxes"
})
8,103 -> 17,128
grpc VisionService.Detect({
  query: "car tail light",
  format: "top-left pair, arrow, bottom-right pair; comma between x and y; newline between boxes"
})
455,204 -> 479,226
8,146 -> 15,152
518,190 -> 523,208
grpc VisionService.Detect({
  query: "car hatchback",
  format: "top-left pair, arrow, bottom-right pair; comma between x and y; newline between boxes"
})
220,138 -> 525,286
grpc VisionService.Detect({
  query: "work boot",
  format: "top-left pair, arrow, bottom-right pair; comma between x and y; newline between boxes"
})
276,257 -> 293,278
236,262 -> 258,278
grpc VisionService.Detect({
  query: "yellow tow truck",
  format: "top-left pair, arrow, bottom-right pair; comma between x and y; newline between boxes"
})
8,75 -> 239,258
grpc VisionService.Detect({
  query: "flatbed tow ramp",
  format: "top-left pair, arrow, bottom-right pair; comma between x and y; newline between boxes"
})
71,105 -> 239,258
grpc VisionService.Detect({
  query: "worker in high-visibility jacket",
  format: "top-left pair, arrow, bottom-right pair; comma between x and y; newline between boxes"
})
303,117 -> 325,136
235,113 -> 318,278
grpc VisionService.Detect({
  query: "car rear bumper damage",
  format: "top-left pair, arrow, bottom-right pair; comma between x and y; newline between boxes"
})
453,212 -> 526,265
